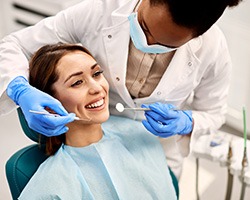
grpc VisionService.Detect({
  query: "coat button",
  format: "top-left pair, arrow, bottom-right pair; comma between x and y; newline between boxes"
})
116,77 -> 120,81
157,91 -> 161,95
108,35 -> 112,39
139,78 -> 145,84
188,61 -> 192,66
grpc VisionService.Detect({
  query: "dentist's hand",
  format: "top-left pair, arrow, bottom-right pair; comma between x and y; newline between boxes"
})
7,76 -> 75,136
142,103 -> 193,138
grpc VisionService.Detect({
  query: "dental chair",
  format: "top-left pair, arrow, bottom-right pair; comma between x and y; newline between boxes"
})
5,108 -> 179,199
5,108 -> 48,200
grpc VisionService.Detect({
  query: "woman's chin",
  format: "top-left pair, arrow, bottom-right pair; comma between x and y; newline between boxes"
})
76,112 -> 109,124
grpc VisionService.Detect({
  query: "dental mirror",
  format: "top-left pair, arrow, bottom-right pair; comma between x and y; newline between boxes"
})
115,103 -> 150,112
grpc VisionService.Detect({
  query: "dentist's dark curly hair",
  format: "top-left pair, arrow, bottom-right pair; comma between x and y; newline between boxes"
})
150,0 -> 243,36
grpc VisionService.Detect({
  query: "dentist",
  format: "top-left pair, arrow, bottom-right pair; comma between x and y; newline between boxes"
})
0,0 -> 242,178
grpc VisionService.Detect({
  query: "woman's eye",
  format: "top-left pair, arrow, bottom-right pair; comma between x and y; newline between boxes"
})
93,70 -> 104,77
71,80 -> 83,87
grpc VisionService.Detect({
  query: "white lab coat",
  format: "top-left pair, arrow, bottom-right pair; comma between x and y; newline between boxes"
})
0,0 -> 231,178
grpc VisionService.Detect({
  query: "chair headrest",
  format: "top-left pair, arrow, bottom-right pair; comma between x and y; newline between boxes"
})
17,108 -> 46,144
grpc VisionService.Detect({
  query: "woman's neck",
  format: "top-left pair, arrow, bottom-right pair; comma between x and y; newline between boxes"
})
65,123 -> 103,147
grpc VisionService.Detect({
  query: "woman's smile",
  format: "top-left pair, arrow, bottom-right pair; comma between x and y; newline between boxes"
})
85,98 -> 105,109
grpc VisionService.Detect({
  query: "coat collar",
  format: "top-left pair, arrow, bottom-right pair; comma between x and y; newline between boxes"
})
187,36 -> 203,57
111,0 -> 138,25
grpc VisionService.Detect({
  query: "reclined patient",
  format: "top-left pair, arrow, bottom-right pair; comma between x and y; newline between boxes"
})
18,43 -> 177,200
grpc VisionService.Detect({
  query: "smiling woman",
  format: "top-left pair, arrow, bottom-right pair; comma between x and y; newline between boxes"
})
18,43 -> 177,199
29,43 -> 110,154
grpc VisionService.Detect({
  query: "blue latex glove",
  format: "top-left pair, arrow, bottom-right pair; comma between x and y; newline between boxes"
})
142,102 -> 193,138
7,76 -> 75,136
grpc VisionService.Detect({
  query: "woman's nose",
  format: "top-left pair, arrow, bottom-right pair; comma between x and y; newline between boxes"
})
88,81 -> 102,95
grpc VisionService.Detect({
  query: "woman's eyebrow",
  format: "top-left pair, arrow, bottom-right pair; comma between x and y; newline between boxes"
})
91,63 -> 98,70
64,63 -> 98,83
64,71 -> 83,83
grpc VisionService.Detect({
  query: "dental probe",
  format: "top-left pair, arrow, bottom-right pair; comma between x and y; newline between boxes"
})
29,110 -> 81,120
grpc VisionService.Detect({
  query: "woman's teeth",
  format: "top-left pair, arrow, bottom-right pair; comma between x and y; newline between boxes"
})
86,99 -> 104,108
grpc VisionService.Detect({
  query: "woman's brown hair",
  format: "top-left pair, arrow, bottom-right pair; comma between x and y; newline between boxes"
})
29,43 -> 92,155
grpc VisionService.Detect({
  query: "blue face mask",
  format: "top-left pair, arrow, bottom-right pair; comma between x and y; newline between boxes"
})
128,12 -> 176,54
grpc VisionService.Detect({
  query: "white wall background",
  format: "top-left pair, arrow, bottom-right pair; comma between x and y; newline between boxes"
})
0,0 -> 250,199
0,0 -> 15,37
217,0 -> 250,134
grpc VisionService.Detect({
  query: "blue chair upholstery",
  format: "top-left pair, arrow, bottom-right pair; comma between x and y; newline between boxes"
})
5,108 -> 48,200
6,108 -> 179,199
169,167 -> 179,198
5,144 -> 48,200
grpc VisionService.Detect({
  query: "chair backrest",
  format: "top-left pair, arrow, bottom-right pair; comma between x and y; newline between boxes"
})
5,108 -> 48,200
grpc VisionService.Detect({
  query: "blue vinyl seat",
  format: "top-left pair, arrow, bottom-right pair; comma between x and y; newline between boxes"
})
5,108 -> 48,200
